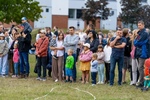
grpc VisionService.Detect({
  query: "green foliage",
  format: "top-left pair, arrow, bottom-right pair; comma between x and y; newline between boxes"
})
119,0 -> 141,25
82,0 -> 110,25
0,0 -> 42,23
138,5 -> 150,28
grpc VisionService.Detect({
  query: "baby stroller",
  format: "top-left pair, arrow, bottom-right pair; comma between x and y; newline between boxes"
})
141,58 -> 150,91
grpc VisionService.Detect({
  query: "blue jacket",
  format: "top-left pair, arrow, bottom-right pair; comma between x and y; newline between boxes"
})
134,28 -> 149,58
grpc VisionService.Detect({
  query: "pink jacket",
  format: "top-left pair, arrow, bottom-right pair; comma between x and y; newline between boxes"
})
79,50 -> 92,62
13,48 -> 19,63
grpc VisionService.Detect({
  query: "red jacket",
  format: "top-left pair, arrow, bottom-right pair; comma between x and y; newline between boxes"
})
35,36 -> 49,57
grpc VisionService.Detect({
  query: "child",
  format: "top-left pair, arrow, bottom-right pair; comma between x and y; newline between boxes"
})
0,33 -> 9,77
12,39 -> 19,78
104,39 -> 112,84
141,58 -> 150,91
90,53 -> 98,86
50,35 -> 57,59
97,45 -> 105,84
79,43 -> 92,83
65,49 -> 74,83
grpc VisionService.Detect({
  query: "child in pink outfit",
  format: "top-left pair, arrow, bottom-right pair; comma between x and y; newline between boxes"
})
12,40 -> 19,77
79,43 -> 92,83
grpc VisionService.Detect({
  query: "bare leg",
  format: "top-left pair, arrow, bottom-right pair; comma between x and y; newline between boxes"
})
82,71 -> 86,83
85,70 -> 90,83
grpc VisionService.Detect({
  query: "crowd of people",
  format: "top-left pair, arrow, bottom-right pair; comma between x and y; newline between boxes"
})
0,17 -> 150,92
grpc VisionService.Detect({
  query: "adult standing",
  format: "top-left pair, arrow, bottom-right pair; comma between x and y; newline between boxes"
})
134,21 -> 149,87
64,26 -> 79,82
110,29 -> 126,86
50,32 -> 65,82
53,26 -> 59,37
122,28 -> 132,84
18,18 -> 32,78
85,30 -> 99,53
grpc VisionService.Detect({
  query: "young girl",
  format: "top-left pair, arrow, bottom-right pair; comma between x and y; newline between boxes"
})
79,43 -> 92,83
12,40 -> 19,77
90,53 -> 98,86
0,33 -> 9,77
104,39 -> 112,84
97,45 -> 105,84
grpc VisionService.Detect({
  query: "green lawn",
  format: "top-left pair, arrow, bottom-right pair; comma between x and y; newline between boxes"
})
0,55 -> 149,100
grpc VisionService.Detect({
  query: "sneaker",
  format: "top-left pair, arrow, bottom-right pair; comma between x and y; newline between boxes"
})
65,80 -> 69,83
12,75 -> 17,78
1,74 -> 6,78
70,80 -> 72,83
53,55 -> 58,59
85,81 -> 89,84
91,84 -> 96,86
100,82 -> 104,84
136,84 -> 143,88
36,77 -> 42,81
42,78 -> 46,81
55,79 -> 58,82
97,81 -> 101,84
122,81 -> 127,84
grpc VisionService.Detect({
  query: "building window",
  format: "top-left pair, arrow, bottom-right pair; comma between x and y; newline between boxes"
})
69,9 -> 75,18
76,9 -> 82,19
46,8 -> 49,12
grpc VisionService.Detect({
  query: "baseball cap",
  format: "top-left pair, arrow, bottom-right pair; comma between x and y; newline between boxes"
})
21,17 -> 27,21
83,43 -> 90,48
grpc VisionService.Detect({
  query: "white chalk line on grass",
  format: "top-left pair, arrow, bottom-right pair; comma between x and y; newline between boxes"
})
70,86 -> 96,100
33,86 -> 96,100
34,86 -> 59,100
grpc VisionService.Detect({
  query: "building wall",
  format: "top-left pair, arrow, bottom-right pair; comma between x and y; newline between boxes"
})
52,15 -> 68,29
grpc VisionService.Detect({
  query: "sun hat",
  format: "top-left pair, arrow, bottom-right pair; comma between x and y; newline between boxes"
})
83,43 -> 90,48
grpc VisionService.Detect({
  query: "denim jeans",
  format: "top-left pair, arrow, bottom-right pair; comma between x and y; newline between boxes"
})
14,62 -> 19,75
64,53 -> 76,81
91,72 -> 97,84
19,52 -> 30,74
0,54 -> 8,75
37,56 -> 47,78
110,55 -> 124,85
97,63 -> 105,83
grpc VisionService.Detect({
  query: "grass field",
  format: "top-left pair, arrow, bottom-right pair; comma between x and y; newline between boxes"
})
0,55 -> 150,100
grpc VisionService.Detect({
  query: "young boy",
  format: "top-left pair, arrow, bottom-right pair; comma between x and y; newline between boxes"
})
141,58 -> 150,91
0,33 -> 9,77
65,49 -> 74,83
90,53 -> 98,86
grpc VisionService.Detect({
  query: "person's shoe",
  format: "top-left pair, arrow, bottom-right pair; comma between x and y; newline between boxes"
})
42,78 -> 46,82
70,80 -> 72,83
100,82 -> 104,84
1,74 -> 6,78
122,81 -> 127,84
136,83 -> 143,88
91,84 -> 96,86
81,81 -> 85,84
97,81 -> 101,84
36,77 -> 42,81
85,81 -> 89,84
12,75 -> 17,78
65,80 -> 69,83
18,74 -> 25,79
55,79 -> 58,82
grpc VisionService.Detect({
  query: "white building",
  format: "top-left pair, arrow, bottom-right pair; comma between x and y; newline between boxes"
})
34,0 -> 150,30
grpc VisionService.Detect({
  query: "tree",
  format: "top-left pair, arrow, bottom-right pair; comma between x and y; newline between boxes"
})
138,5 -> 150,28
119,0 -> 141,29
0,0 -> 42,24
82,0 -> 110,25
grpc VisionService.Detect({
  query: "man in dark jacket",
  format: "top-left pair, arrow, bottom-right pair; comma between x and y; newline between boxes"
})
18,25 -> 32,78
134,21 -> 149,88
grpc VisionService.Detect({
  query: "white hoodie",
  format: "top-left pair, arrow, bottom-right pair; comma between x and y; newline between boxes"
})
104,45 -> 112,63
